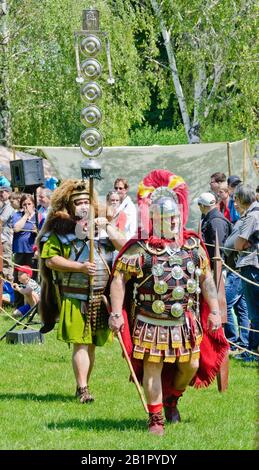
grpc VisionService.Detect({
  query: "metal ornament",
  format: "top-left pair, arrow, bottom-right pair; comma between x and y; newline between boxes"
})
80,35 -> 102,56
196,287 -> 201,294
171,265 -> 184,280
195,267 -> 202,277
172,286 -> 185,300
186,261 -> 195,274
80,159 -> 102,180
81,59 -> 102,79
151,264 -> 164,277
153,280 -> 168,295
168,255 -> 183,266
170,303 -> 183,318
186,279 -> 197,294
81,105 -> 102,126
81,82 -> 102,103
80,128 -> 103,157
152,300 -> 165,314
187,298 -> 194,309
169,255 -> 183,266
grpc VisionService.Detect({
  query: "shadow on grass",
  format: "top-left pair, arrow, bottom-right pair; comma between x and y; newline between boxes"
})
47,418 -> 147,432
0,393 -> 74,402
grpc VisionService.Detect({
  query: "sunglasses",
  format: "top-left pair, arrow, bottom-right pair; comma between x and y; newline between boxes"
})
114,186 -> 125,190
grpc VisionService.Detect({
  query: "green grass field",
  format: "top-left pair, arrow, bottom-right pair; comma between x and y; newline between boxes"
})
0,311 -> 257,450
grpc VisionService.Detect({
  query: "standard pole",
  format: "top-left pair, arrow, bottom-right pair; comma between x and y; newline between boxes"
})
89,177 -> 95,301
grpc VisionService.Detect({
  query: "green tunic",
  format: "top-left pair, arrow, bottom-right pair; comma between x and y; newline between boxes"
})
41,233 -> 112,345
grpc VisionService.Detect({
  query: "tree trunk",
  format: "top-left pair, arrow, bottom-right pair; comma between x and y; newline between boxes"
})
0,0 -> 11,146
150,0 -> 193,143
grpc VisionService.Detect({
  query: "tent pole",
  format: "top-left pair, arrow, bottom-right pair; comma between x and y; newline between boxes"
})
227,142 -> 232,176
242,139 -> 248,183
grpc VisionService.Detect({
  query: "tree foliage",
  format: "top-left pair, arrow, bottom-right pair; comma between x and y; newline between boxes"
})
0,0 -> 257,146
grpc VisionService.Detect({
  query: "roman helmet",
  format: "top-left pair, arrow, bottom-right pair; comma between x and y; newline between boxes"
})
137,169 -> 189,242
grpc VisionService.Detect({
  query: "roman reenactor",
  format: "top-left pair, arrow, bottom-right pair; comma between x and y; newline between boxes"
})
109,169 -> 229,436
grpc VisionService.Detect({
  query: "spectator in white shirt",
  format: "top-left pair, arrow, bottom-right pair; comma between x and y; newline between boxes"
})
113,178 -> 137,240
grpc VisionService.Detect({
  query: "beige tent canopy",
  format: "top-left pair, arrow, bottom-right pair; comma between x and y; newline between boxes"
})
12,139 -> 257,229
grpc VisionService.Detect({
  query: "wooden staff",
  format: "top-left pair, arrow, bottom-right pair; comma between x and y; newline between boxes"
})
213,230 -> 229,392
101,294 -> 148,414
117,331 -> 149,414
81,159 -> 102,303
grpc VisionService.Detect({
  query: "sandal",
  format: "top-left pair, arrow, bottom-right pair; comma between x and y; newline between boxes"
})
75,386 -> 94,404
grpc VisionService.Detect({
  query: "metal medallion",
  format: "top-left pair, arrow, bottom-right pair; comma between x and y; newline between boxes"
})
81,82 -> 102,103
169,255 -> 183,266
80,128 -> 103,158
154,280 -> 168,295
81,59 -> 102,79
152,300 -> 165,314
186,279 -> 197,294
172,286 -> 185,300
81,105 -> 102,127
80,35 -> 102,56
171,265 -> 184,280
195,267 -> 202,277
151,264 -> 164,277
170,303 -> 183,318
186,261 -> 195,274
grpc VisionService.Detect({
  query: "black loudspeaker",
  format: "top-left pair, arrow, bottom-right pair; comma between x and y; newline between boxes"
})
10,158 -> 45,188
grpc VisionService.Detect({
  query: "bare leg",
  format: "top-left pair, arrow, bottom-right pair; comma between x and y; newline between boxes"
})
143,356 -> 163,404
172,356 -> 199,390
72,343 -> 96,387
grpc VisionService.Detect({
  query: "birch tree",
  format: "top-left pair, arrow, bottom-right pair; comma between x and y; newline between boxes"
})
0,0 -> 11,144
149,0 -> 258,143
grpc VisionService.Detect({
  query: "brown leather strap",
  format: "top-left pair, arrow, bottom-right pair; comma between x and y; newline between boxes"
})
61,286 -> 87,294
61,286 -> 104,295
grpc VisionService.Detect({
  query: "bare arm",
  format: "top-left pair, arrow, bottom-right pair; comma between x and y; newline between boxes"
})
45,255 -> 96,275
106,223 -> 127,251
200,271 -> 222,333
109,272 -> 126,333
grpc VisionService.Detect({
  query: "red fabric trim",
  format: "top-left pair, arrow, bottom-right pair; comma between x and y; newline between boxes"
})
147,403 -> 163,413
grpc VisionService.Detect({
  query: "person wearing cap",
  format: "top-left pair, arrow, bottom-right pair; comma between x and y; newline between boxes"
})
109,170 -> 228,436
12,265 -> 41,318
198,192 -> 232,266
0,186 -> 15,282
38,179 -> 126,404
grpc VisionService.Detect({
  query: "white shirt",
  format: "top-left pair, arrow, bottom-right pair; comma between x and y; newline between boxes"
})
116,195 -> 137,240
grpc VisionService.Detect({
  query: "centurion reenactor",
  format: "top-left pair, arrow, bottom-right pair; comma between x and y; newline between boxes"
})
109,169 -> 229,436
